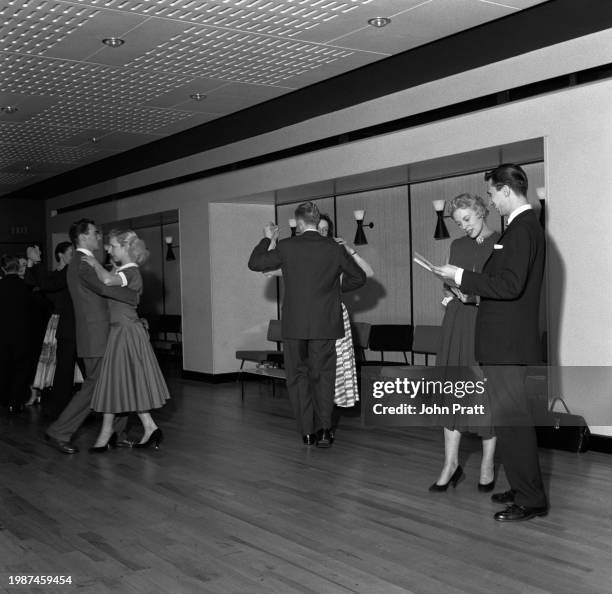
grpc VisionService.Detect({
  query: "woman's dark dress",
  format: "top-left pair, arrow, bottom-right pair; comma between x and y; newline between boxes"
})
436,232 -> 499,438
91,265 -> 170,413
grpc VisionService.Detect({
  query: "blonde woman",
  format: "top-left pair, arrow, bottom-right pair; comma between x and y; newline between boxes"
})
431,194 -> 499,492
82,230 -> 170,452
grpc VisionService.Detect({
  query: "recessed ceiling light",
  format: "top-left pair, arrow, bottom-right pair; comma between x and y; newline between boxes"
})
24,164 -> 31,172
190,93 -> 207,101
368,17 -> 391,28
102,37 -> 124,48
90,136 -> 98,143
1,105 -> 18,114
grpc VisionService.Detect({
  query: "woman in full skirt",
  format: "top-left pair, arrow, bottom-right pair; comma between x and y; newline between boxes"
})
82,229 -> 170,452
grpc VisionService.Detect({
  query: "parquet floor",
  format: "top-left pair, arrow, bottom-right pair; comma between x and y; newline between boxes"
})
1,376 -> 611,593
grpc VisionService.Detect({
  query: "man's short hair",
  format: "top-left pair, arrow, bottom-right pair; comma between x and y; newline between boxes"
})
69,218 -> 96,246
294,201 -> 320,227
484,164 -> 528,197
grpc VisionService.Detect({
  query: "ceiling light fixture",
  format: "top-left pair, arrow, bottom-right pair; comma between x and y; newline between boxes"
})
190,93 -> 206,101
102,37 -> 125,48
368,17 -> 391,28
1,105 -> 18,114
24,164 -> 32,172
90,136 -> 98,143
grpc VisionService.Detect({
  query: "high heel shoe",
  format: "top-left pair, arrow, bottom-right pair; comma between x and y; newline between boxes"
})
25,392 -> 41,406
88,432 -> 118,453
134,428 -> 163,450
429,465 -> 464,492
478,479 -> 496,492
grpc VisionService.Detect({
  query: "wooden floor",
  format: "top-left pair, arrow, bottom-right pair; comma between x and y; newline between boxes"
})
1,376 -> 611,594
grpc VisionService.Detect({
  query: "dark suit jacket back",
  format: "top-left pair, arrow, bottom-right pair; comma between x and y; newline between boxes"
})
460,210 -> 545,364
248,231 -> 366,339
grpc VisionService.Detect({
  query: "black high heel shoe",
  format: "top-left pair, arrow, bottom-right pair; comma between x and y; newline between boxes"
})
478,479 -> 496,492
88,432 -> 118,453
429,465 -> 464,492
134,428 -> 163,450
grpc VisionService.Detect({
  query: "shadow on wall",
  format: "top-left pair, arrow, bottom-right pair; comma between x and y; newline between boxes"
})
343,278 -> 387,316
545,234 -> 564,367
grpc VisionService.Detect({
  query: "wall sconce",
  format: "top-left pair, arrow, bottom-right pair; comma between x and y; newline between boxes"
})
165,236 -> 177,261
288,218 -> 297,236
353,210 -> 374,245
432,200 -> 450,240
536,187 -> 546,228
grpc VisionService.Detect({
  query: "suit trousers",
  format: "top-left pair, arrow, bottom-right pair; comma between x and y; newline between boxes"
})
483,364 -> 547,508
284,339 -> 336,435
47,357 -> 127,442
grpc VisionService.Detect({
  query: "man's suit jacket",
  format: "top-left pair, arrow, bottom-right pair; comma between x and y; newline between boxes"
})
460,209 -> 545,365
25,265 -> 75,342
248,231 -> 367,339
67,250 -> 139,358
0,275 -> 34,349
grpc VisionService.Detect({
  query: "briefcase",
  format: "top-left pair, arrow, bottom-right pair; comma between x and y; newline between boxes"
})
537,397 -> 590,453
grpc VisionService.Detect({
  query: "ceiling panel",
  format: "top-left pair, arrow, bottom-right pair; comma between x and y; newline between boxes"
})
0,0 -> 548,197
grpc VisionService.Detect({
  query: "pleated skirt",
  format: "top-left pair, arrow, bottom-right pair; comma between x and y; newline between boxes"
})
91,321 -> 170,413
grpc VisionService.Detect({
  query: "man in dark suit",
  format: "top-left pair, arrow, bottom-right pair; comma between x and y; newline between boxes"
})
433,164 -> 547,522
248,202 -> 367,447
0,255 -> 35,413
44,219 -> 139,453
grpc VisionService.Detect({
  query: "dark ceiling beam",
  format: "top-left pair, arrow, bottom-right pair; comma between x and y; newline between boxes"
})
6,0 -> 612,201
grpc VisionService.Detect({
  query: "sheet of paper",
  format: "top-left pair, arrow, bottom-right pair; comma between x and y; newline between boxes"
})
413,251 -> 435,272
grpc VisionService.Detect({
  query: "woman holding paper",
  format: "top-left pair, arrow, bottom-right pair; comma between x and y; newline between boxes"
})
430,193 -> 499,492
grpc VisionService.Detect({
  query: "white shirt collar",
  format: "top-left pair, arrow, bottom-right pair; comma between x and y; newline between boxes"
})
116,262 -> 138,272
507,204 -> 532,226
76,247 -> 94,257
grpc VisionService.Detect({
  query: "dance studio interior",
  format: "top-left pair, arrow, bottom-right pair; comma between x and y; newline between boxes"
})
1,0 -> 611,592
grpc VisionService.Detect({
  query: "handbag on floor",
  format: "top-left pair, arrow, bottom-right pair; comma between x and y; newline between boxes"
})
536,397 -> 590,453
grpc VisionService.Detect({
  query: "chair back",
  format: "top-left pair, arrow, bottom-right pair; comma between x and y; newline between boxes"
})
267,320 -> 283,342
369,324 -> 413,352
351,322 -> 371,364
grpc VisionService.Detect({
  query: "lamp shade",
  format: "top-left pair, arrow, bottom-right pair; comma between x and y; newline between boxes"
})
353,209 -> 365,221
354,221 -> 367,245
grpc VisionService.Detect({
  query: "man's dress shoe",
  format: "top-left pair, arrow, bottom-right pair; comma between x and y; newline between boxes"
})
302,434 -> 317,446
316,429 -> 333,448
494,504 -> 548,522
44,434 -> 79,454
491,489 -> 516,504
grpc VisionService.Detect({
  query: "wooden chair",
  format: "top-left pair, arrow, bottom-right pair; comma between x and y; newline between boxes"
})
236,320 -> 285,400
